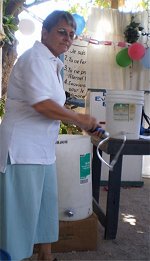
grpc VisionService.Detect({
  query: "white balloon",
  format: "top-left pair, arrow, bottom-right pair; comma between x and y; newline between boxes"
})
19,19 -> 35,35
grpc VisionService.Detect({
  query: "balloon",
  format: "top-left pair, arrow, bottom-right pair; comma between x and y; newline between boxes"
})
116,48 -> 132,67
141,48 -> 150,69
73,14 -> 85,36
19,19 -> 35,35
128,42 -> 145,60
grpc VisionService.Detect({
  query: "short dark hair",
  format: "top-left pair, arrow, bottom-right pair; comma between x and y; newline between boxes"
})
43,10 -> 76,32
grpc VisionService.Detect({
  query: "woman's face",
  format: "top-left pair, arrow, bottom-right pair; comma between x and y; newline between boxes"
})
42,19 -> 75,57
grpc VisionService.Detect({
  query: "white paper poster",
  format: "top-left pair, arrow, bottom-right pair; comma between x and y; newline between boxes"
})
64,40 -> 87,98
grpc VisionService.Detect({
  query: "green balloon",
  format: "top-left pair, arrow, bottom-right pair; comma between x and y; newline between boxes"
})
116,48 -> 132,67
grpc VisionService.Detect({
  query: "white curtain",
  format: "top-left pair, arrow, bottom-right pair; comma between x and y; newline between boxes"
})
86,8 -> 150,91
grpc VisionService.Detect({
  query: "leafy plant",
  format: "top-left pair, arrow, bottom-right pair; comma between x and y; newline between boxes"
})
94,0 -> 111,8
124,15 -> 144,43
68,3 -> 89,22
59,122 -> 82,135
2,0 -> 19,46
138,0 -> 150,10
0,98 -> 6,118
3,15 -> 18,45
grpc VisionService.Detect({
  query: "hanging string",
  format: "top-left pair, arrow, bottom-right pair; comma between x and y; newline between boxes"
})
23,7 -> 43,23
129,62 -> 133,90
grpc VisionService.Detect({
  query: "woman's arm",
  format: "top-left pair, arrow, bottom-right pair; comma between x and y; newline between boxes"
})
32,99 -> 100,132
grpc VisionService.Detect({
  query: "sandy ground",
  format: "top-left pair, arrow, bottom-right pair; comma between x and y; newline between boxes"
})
50,177 -> 150,261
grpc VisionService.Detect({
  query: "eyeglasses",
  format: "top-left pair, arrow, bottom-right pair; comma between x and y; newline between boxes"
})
57,28 -> 76,41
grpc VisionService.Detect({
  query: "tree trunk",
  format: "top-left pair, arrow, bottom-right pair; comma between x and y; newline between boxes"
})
2,0 -> 52,98
111,0 -> 125,9
2,42 -> 18,97
2,0 -> 25,98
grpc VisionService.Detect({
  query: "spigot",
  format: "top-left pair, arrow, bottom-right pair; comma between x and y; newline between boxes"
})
64,209 -> 74,217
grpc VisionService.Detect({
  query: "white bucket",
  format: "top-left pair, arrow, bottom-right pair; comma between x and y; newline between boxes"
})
105,90 -> 144,139
56,134 -> 93,221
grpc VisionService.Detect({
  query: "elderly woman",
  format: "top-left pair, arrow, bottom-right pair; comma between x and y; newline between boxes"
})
0,10 -> 101,261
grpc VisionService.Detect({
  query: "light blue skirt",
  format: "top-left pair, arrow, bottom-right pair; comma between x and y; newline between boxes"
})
0,161 -> 59,261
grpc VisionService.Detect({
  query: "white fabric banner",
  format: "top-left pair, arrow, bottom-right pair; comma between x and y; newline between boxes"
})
86,8 -> 150,91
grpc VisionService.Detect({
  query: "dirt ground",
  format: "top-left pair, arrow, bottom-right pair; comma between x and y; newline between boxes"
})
51,177 -> 150,261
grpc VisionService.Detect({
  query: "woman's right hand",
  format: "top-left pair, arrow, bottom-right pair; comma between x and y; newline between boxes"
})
75,113 -> 101,133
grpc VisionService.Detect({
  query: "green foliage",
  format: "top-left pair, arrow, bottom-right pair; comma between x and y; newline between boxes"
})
59,122 -> 83,135
67,0 -> 112,21
3,15 -> 18,45
124,16 -> 144,43
68,3 -> 89,21
0,98 -> 6,118
138,0 -> 150,9
94,0 -> 111,8
3,0 -> 19,46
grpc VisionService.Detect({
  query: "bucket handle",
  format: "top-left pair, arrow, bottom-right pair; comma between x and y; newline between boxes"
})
96,132 -> 126,171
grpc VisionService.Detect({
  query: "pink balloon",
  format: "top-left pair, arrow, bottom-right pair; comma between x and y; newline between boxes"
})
128,43 -> 146,60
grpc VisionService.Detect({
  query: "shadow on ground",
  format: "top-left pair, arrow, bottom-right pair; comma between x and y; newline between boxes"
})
50,178 -> 150,261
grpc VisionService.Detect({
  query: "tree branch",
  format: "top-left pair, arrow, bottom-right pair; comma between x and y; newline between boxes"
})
5,0 -> 25,16
23,0 -> 52,8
